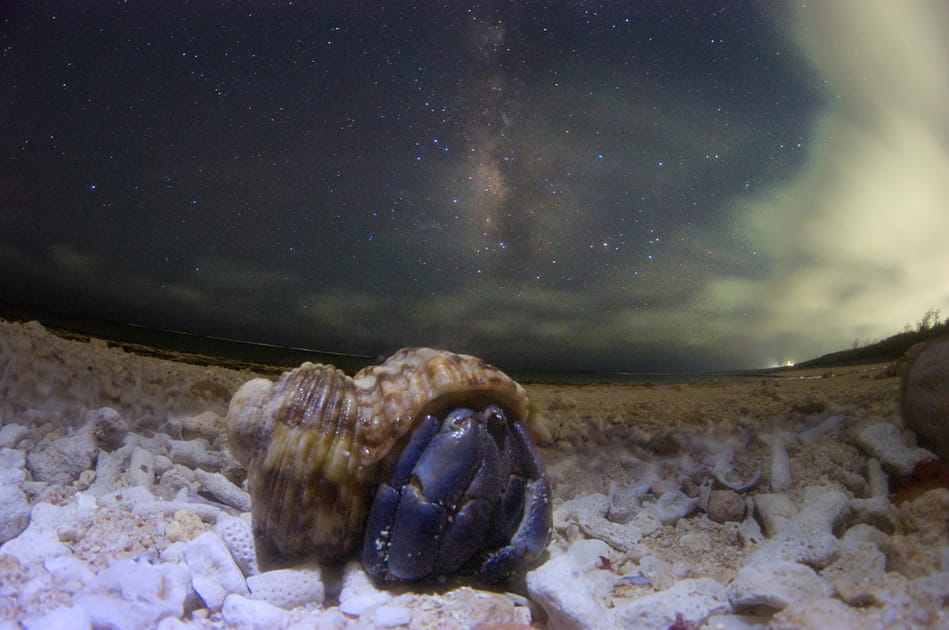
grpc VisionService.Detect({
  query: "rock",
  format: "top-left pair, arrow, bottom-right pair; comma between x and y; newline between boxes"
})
221,594 -> 290,630
526,540 -> 612,630
612,577 -> 729,629
0,503 -> 72,565
23,608 -> 92,630
750,487 -> 848,568
27,430 -> 97,484
338,560 -> 393,618
727,560 -> 833,609
798,414 -> 847,444
165,437 -> 219,470
0,448 -> 27,485
44,554 -> 95,592
820,541 -> 886,604
573,513 -> 642,551
84,407 -> 128,451
855,422 -> 935,476
900,336 -> 949,461
841,523 -> 890,548
898,487 -> 949,535
89,448 -> 123,496
77,558 -> 192,630
372,605 -> 413,628
0,485 -> 31,543
766,435 -> 793,492
195,468 -> 251,512
553,492 -> 610,530
703,613 -> 771,630
128,446 -> 155,488
708,489 -> 745,523
846,496 -> 899,534
183,531 -> 248,610
606,481 -> 642,523
768,596 -> 864,630
215,512 -> 258,576
166,508 -> 209,543
247,565 -> 324,609
0,424 -> 29,449
866,458 -> 888,497
180,410 -> 225,438
752,493 -> 797,537
653,490 -> 699,525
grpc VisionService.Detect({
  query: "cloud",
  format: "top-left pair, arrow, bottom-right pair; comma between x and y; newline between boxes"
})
685,0 -> 949,366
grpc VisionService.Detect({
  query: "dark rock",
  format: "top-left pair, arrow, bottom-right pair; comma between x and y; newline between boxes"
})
900,337 -> 949,461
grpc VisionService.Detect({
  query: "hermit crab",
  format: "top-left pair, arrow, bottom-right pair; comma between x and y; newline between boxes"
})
226,347 -> 552,583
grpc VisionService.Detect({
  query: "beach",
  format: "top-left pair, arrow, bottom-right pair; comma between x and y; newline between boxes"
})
1,318 -> 945,629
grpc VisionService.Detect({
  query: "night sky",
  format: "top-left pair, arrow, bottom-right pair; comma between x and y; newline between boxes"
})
2,2 -> 948,372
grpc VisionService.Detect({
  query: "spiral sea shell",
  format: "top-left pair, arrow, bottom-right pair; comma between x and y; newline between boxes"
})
226,347 -> 530,569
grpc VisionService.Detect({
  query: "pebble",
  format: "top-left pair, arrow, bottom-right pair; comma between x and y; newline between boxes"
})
526,540 -> 613,630
866,458 -> 888,497
22,606 -> 92,630
768,596 -> 864,630
372,604 -> 414,628
214,512 -> 258,576
751,487 -> 848,568
727,560 -> 833,609
26,430 -> 97,484
183,531 -> 248,610
165,437 -> 220,470
765,435 -> 793,492
0,474 -> 30,544
0,423 -> 29,449
0,448 -> 27,485
83,407 -> 129,452
128,446 -> 155,488
247,565 -> 324,609
820,541 -> 886,604
338,560 -> 393,618
707,489 -> 745,523
77,558 -> 192,630
653,490 -> 699,525
613,577 -> 729,630
752,493 -> 797,537
195,468 -> 251,512
855,422 -> 935,476
222,594 -> 290,630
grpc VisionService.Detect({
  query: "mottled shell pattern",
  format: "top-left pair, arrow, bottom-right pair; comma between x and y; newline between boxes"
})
226,347 -> 529,567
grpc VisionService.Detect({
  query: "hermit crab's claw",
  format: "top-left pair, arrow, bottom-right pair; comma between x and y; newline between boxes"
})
362,405 -> 552,583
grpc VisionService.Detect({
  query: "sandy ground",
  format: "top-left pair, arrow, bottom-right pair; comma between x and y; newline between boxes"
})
528,362 -> 899,445
2,319 -> 946,629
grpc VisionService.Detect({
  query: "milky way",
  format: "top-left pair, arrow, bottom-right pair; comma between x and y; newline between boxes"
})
1,1 -> 947,371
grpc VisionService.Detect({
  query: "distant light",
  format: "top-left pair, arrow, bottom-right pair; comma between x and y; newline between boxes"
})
784,360 -> 795,367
